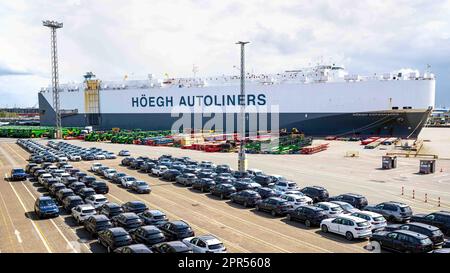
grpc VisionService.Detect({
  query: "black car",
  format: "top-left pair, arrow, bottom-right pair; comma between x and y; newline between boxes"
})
62,195 -> 85,212
99,202 -> 124,218
43,178 -> 59,190
229,190 -> 262,207
111,213 -> 143,231
130,181 -> 151,194
175,173 -> 197,186
161,169 -> 182,181
114,244 -> 153,253
256,187 -> 279,199
192,178 -> 216,192
61,176 -> 78,186
78,187 -> 97,200
56,188 -> 76,203
255,197 -> 293,216
91,181 -> 109,194
252,175 -> 274,187
69,182 -> 87,194
98,227 -> 133,253
122,201 -> 148,214
233,181 -> 261,192
160,220 -> 195,241
383,222 -> 445,247
25,163 -> 38,174
210,183 -> 237,199
370,230 -> 434,253
49,183 -> 66,196
300,186 -> 329,203
138,210 -> 169,226
140,162 -> 156,173
130,225 -> 166,246
130,159 -> 145,170
215,165 -> 232,174
73,172 -> 87,182
410,211 -> 450,235
152,241 -> 193,253
84,215 -> 113,237
121,157 -> 135,166
10,168 -> 27,181
81,176 -> 97,187
286,205 -> 329,227
328,193 -> 368,209
112,173 -> 127,184
197,171 -> 215,179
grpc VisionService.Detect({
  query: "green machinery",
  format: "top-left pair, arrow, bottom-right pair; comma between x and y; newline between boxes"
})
245,134 -> 313,154
0,126 -> 82,138
84,130 -> 172,143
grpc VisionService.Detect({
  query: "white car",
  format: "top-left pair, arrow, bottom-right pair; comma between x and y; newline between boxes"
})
315,202 -> 344,217
91,163 -> 103,172
280,194 -> 313,207
247,169 -> 264,176
38,173 -> 53,185
62,164 -> 73,171
182,235 -> 227,253
273,180 -> 299,192
120,176 -> 137,188
85,194 -> 108,209
57,156 -> 68,162
103,169 -> 117,179
270,174 -> 286,183
320,215 -> 372,241
151,166 -> 168,176
105,153 -> 117,159
71,204 -> 97,224
94,154 -> 106,160
46,165 -> 58,173
54,172 -> 71,182
68,154 -> 81,161
351,211 -> 387,231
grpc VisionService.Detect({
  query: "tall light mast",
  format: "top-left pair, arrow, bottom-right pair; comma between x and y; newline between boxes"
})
43,20 -> 63,138
236,41 -> 249,174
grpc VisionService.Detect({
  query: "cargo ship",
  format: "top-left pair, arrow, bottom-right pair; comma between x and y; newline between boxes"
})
38,64 -> 435,138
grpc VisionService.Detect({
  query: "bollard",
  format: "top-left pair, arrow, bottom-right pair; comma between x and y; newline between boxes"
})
413,190 -> 415,199
401,186 -> 404,196
438,197 -> 441,207
425,193 -> 428,203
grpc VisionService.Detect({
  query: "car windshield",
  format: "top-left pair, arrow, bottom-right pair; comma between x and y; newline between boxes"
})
341,204 -> 353,210
153,215 -> 165,220
40,200 -> 54,206
420,238 -> 433,245
97,198 -> 107,202
288,183 -> 297,187
208,243 -> 224,250
373,216 -> 385,222
356,222 -> 370,227
13,169 -> 25,173
115,235 -> 130,242
400,206 -> 412,213
97,220 -> 110,227
126,177 -> 136,181
331,207 -> 341,211
136,182 -> 147,186
82,209 -> 95,214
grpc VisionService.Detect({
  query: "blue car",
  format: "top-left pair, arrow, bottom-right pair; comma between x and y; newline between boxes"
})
34,196 -> 59,219
10,168 -> 27,181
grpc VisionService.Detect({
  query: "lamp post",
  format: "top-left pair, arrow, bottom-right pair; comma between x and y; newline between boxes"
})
236,41 -> 249,174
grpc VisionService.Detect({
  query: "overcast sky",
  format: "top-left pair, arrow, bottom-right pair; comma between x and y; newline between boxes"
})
0,0 -> 449,107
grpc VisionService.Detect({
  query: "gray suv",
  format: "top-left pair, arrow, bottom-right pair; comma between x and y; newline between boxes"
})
365,201 -> 412,222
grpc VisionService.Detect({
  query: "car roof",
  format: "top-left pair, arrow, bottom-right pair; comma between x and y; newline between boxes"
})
165,241 -> 189,249
147,209 -> 164,215
435,211 -> 450,216
336,215 -> 368,223
121,212 -> 139,219
268,197 -> 285,202
301,205 -> 324,211
394,230 -> 429,239
90,214 -> 109,221
141,225 -> 161,232
318,202 -> 339,207
342,193 -> 365,198
356,211 -> 382,217
109,227 -> 128,235
80,187 -> 95,192
92,194 -> 106,199
383,201 -> 409,207
171,220 -> 189,227
38,196 -> 53,201
77,204 -> 95,210
407,222 -> 440,231
66,195 -> 82,200
127,201 -> 145,206
197,235 -> 221,245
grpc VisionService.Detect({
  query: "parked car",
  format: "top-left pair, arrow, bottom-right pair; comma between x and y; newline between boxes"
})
351,211 -> 387,231
252,175 -> 274,187
122,201 -> 148,214
160,220 -> 195,241
43,178 -> 59,190
210,183 -> 237,199
182,235 -> 227,253
111,212 -> 143,231
98,227 -> 133,253
130,225 -> 166,246
130,181 -> 151,194
120,176 -> 137,188
233,181 -> 262,192
34,196 -> 59,219
410,211 -> 450,235
229,190 -> 262,207
320,215 -> 372,241
84,215 -> 113,237
62,195 -> 85,212
91,163 -> 103,172
91,181 -> 109,194
328,193 -> 368,210
255,187 -> 279,199
121,157 -> 135,166
38,173 -> 53,185
365,202 -> 413,223
273,181 -> 299,192
330,201 -> 360,214
56,188 -> 75,203
10,168 -> 27,181
255,197 -> 293,216
286,205 -> 328,227
300,186 -> 329,203
192,178 -> 216,192
79,187 -> 97,200
99,202 -> 124,218
85,194 -> 109,209
75,172 -> 88,182
161,169 -> 182,181
140,162 -> 156,173
370,230 -> 434,253
119,150 -> 131,156
138,210 -> 169,227
382,222 -> 445,247
151,165 -> 169,176
61,176 -> 78,187
280,193 -> 313,208
176,173 -> 197,186
69,182 -> 87,194
112,173 -> 127,184
152,241 -> 193,253
114,244 -> 152,253
71,204 -> 97,225
103,169 -> 117,179
315,202 -> 344,217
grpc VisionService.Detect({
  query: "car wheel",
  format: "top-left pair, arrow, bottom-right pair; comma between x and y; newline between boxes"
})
305,220 -> 311,227
286,214 -> 291,221
271,210 -> 277,217
321,225 -> 328,233
345,232 -> 354,241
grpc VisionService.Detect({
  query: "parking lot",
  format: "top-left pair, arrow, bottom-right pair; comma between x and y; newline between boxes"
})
0,128 -> 449,253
